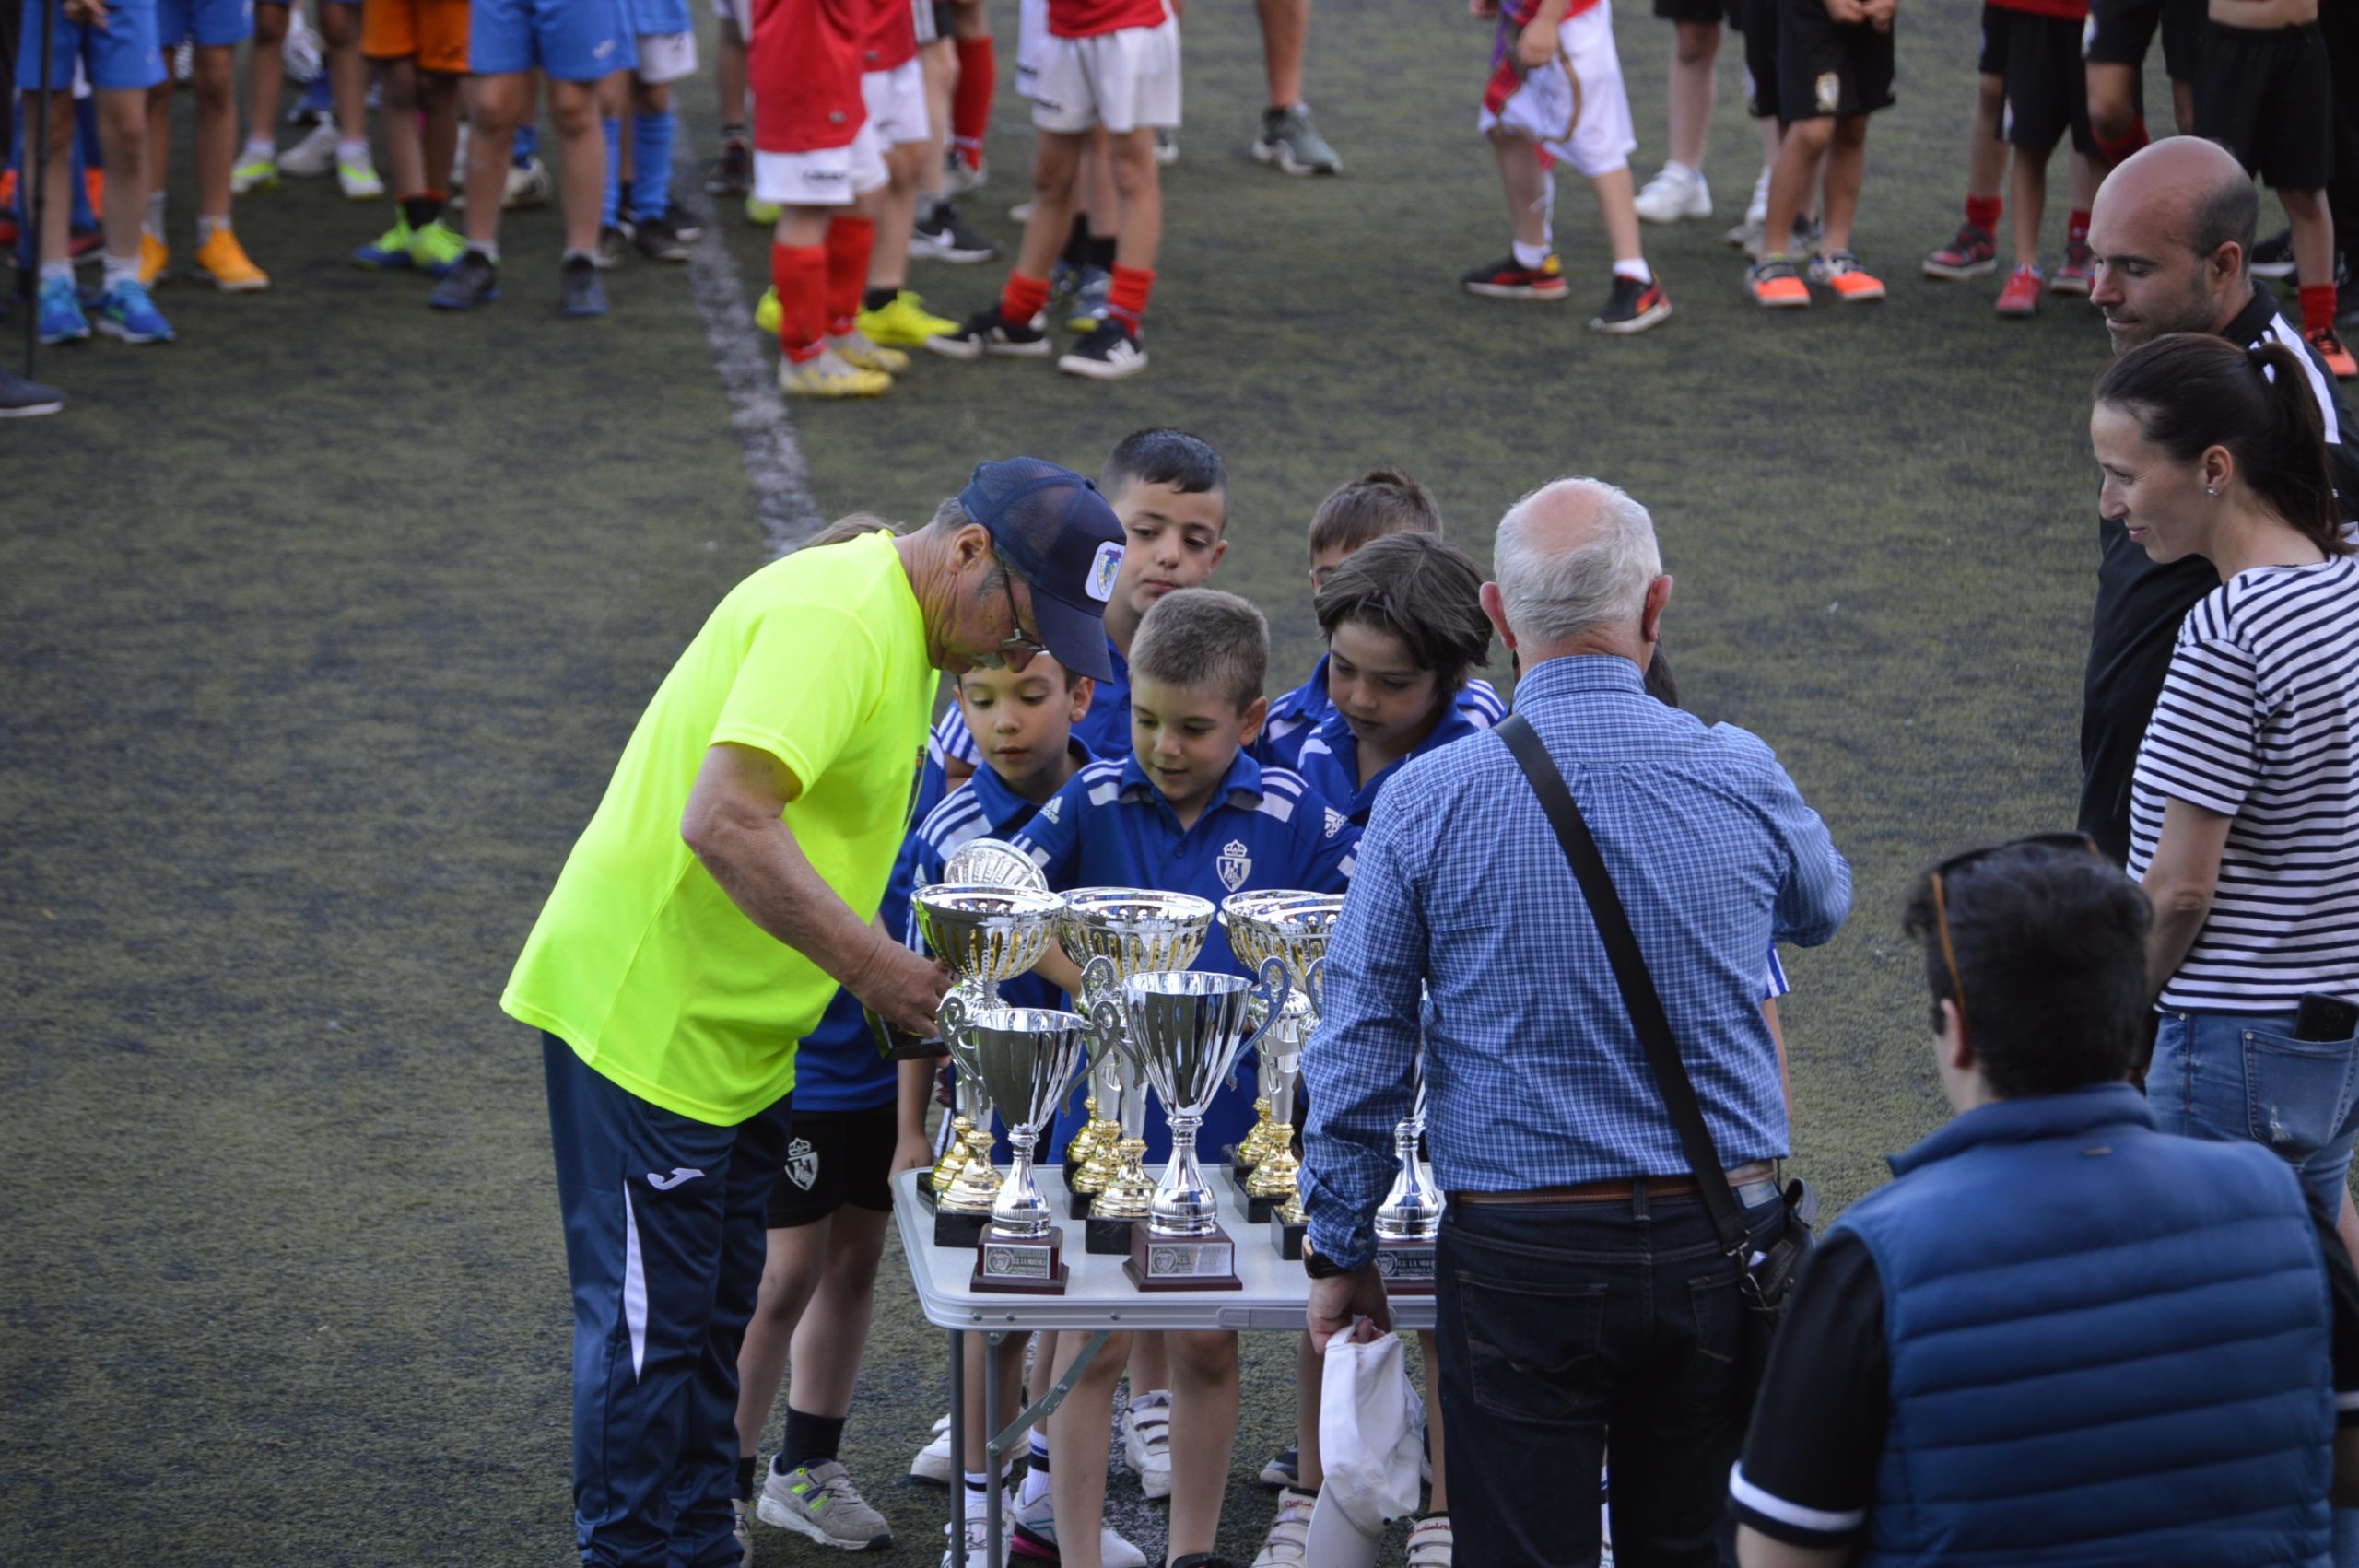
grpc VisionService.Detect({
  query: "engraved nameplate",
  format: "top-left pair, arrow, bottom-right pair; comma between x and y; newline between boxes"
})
983,1244 -> 1053,1279
1375,1245 -> 1438,1285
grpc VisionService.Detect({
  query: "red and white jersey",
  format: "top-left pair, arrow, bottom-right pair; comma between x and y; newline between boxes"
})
1048,0 -> 1167,42
863,0 -> 917,73
752,0 -> 866,152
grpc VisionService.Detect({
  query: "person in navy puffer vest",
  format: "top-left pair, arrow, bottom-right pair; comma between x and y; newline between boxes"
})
1731,835 -> 2359,1568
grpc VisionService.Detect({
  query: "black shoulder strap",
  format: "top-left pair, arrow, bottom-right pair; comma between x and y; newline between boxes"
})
1495,710 -> 1749,1254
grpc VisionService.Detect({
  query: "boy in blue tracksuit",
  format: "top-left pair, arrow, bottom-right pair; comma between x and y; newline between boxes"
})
602,0 -> 695,258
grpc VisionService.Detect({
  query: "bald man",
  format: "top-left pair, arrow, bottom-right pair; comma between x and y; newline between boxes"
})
1299,476 -> 1850,1568
2077,137 -> 2359,865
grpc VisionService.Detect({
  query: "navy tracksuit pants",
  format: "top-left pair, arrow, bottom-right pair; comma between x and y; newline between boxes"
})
544,1035 -> 793,1568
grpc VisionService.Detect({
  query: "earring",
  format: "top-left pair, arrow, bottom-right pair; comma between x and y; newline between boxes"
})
2205,486 -> 2220,497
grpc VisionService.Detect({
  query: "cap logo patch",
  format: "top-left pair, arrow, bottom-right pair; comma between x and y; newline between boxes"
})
1086,542 -> 1123,604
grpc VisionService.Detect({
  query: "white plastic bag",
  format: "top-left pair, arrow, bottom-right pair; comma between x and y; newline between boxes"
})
1315,1328 -> 1426,1539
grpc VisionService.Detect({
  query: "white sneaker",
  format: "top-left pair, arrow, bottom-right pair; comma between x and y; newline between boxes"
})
1406,1514 -> 1453,1567
757,1458 -> 896,1550
279,119 -> 340,178
1012,1492 -> 1149,1567
943,1516 -> 992,1568
337,152 -> 385,200
504,153 -> 555,210
1251,1489 -> 1316,1566
1634,163 -> 1711,224
911,1412 -> 954,1484
1120,1392 -> 1172,1500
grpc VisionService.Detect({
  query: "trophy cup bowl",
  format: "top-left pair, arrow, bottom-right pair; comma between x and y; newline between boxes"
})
940,837 -> 1050,892
1119,963 -> 1283,1291
966,1006 -> 1086,1293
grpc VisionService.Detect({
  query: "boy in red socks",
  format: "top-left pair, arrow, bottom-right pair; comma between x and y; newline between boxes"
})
947,0 -> 994,185
922,0 -> 1177,379
753,0 -> 903,395
2083,0 -> 2198,170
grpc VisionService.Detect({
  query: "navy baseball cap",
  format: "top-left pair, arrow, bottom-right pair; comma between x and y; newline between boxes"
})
958,458 -> 1127,683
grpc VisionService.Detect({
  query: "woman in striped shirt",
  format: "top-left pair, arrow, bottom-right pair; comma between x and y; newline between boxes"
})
2092,331 -> 2359,1226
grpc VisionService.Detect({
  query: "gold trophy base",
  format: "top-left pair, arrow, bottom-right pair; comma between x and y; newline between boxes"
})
928,1116 -> 975,1197
1244,1149 -> 1298,1223
1062,1097 -> 1104,1171
1086,1145 -> 1156,1253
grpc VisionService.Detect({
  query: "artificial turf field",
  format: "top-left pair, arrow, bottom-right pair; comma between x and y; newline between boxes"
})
2,1 -> 2221,1561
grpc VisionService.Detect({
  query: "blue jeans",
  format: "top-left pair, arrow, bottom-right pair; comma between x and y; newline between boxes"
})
2150,1009 -> 2359,1215
1434,1182 -> 1786,1568
544,1034 -> 793,1568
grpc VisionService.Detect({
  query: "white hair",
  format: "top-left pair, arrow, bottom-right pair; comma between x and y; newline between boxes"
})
1490,477 -> 1661,646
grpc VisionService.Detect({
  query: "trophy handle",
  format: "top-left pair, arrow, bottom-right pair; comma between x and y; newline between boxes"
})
1078,954 -> 1120,1013
1302,955 -> 1325,1020
940,989 -> 974,1056
1236,956 -> 1290,1091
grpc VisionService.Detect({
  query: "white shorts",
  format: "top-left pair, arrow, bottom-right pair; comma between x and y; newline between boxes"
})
1014,0 -> 1045,98
1476,0 -> 1635,179
862,58 -> 930,146
1029,17 -> 1180,134
634,29 -> 696,81
754,121 -> 890,205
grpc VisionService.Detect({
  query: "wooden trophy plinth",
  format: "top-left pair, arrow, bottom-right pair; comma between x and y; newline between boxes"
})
932,1205 -> 992,1249
1222,1145 -> 1258,1199
1125,1223 -> 1244,1291
1270,1211 -> 1308,1259
1066,1181 -> 1103,1220
972,1226 -> 1069,1293
1374,1236 -> 1438,1294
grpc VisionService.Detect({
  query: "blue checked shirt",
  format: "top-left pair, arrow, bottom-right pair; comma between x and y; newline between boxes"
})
1299,655 -> 1851,1270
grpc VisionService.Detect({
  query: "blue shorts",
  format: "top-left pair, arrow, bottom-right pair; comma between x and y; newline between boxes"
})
17,0 -> 166,90
625,0 -> 688,36
470,0 -> 634,80
156,0 -> 254,47
2150,1007 -> 2359,1216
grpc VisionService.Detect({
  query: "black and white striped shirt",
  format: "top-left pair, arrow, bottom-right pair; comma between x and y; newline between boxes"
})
2129,555 -> 2359,1010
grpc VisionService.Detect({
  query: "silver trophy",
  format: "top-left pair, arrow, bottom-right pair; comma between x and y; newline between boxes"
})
1121,963 -> 1285,1290
1218,892 -> 1296,1180
1226,893 -> 1344,1227
910,884 -> 1063,1234
964,1006 -> 1087,1293
1056,889 -> 1215,1236
940,837 -> 1049,892
1371,1071 -> 1441,1292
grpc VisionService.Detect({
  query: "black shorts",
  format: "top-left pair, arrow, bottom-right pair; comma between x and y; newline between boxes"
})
2197,21 -> 2335,193
2084,0 -> 2202,81
764,1103 -> 898,1228
1776,0 -> 1895,123
1981,6 -> 2094,154
1653,0 -> 1726,27
1740,0 -> 1781,117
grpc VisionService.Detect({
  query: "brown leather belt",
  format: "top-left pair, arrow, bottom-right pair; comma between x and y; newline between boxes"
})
1455,1169 -> 1779,1207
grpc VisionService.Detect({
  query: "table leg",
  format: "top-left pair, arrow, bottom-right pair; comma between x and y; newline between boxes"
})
984,1331 -> 1005,1568
947,1328 -> 967,1562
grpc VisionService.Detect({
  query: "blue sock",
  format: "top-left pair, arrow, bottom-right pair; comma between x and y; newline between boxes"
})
630,110 -> 675,220
299,73 -> 333,115
601,117 -> 622,228
512,122 -> 539,163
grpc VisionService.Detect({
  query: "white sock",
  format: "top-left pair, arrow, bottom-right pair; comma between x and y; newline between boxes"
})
242,135 -> 274,160
467,240 -> 499,264
197,214 -> 229,245
1614,257 -> 1652,284
336,137 -> 369,164
40,259 -> 74,284
1661,159 -> 1695,179
143,191 -> 165,240
1512,239 -> 1551,270
961,1470 -> 989,1527
103,252 -> 141,288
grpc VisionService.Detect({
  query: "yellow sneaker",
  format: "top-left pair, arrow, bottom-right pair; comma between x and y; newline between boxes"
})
828,328 -> 910,375
137,230 -> 169,286
857,289 -> 957,347
194,228 -> 271,292
746,195 -> 781,225
780,347 -> 892,398
755,285 -> 780,335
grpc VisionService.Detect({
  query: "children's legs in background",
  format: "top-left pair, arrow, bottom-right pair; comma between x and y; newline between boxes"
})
462,71 -> 527,244
1763,112 -> 1831,258
919,33 -> 954,213
732,1206 -> 893,1467
868,140 -> 922,295
1667,18 -> 1718,173
1166,1329 -> 1241,1562
1964,71 -> 2005,221
949,0 -> 992,171
2283,187 -> 2339,332
629,77 -> 674,220
2007,138 -> 2048,270
1011,126 -> 1083,281
1490,128 -> 1549,253
714,13 -> 747,136
1255,0 -> 1307,111
381,58 -> 425,201
1046,1329 -> 1133,1568
1081,127 -> 1117,257
1105,123 -> 1156,269
1817,115 -> 1867,257
1588,164 -> 1645,271
547,73 -> 605,252
1417,1329 -> 1448,1510
322,2 -> 369,155
247,2 -> 289,150
1295,1331 -> 1323,1490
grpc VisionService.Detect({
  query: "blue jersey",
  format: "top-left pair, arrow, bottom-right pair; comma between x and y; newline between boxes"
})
1258,654 -> 1508,770
791,843 -> 917,1117
1293,701 -> 1486,826
912,636 -> 1133,823
1014,751 -> 1358,1160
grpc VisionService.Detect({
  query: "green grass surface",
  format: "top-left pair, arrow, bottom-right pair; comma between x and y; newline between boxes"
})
2,0 -> 2204,1560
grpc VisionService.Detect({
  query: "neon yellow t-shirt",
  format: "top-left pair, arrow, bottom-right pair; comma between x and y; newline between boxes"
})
502,531 -> 933,1124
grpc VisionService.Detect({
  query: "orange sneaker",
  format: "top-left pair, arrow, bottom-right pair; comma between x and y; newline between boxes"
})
1811,251 -> 1886,303
1996,263 -> 2043,317
194,227 -> 271,291
2306,324 -> 2358,380
137,229 -> 169,286
1747,257 -> 1810,308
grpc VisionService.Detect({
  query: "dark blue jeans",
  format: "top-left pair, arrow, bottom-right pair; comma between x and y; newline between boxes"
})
1435,1182 -> 1784,1568
544,1034 -> 794,1568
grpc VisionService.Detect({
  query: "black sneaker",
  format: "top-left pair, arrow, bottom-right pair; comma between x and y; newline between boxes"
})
1057,318 -> 1148,380
632,211 -> 688,262
663,204 -> 705,243
594,224 -> 628,270
909,200 -> 1000,263
561,254 -> 609,317
1461,252 -> 1568,300
706,137 -> 753,196
924,306 -> 1050,359
1258,1445 -> 1299,1487
0,363 -> 65,417
2251,228 -> 2296,281
427,250 -> 499,310
1590,273 -> 1672,333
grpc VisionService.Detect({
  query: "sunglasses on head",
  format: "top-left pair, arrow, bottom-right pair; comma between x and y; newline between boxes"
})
1929,833 -> 2103,1042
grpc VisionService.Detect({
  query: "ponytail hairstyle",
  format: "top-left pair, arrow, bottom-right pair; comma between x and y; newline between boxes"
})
1313,532 -> 1494,703
2094,332 -> 2351,556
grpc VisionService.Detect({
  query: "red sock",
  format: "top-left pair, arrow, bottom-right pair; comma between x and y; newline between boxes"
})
1964,194 -> 2002,234
1106,264 -> 1155,334
772,242 -> 828,363
2301,283 -> 2339,334
824,216 -> 874,336
952,37 -> 995,167
2067,208 -> 2091,247
998,270 -> 1051,324
2093,117 -> 2149,169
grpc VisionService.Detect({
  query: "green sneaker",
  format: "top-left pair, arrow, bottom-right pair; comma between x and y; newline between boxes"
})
745,195 -> 781,225
409,218 -> 467,276
231,152 -> 279,194
755,1459 -> 892,1550
351,215 -> 416,270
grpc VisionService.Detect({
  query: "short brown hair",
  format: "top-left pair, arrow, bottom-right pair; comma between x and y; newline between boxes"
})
1129,588 -> 1268,712
1313,533 -> 1492,696
1306,467 -> 1444,556
797,512 -> 896,550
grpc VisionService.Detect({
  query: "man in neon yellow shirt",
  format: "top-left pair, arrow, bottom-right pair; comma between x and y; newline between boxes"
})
504,458 -> 1126,1568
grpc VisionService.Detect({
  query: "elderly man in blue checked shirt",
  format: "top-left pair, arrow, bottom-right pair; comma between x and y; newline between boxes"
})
1297,476 -> 1851,1568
